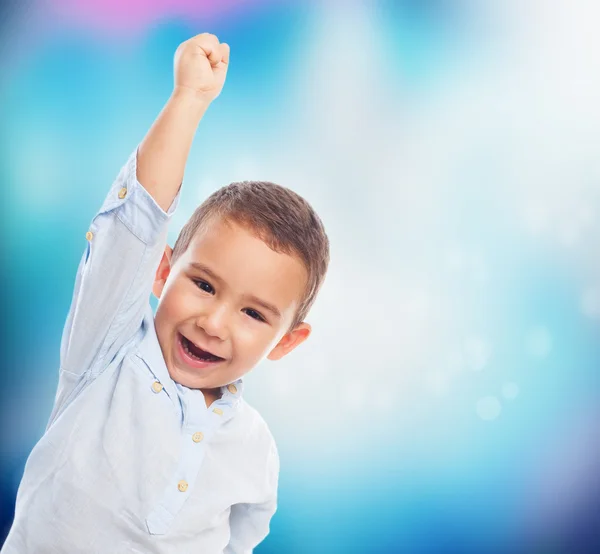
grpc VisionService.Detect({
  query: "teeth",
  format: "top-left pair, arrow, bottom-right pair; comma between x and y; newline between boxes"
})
182,335 -> 220,362
182,337 -> 201,360
183,338 -> 199,359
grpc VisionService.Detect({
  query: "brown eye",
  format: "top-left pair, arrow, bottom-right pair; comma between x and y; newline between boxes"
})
193,279 -> 214,294
244,308 -> 265,322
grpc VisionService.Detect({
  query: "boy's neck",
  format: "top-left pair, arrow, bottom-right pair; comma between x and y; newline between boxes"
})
201,387 -> 222,409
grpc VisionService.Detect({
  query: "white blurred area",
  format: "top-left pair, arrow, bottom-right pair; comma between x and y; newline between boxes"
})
175,0 -> 600,463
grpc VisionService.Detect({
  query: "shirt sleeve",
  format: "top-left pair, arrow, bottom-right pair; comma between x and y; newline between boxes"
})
59,146 -> 180,378
224,442 -> 280,554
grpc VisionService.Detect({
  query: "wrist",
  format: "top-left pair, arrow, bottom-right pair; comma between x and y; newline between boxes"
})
169,86 -> 212,117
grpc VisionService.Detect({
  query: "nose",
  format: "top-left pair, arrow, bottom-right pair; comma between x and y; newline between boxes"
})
195,303 -> 230,341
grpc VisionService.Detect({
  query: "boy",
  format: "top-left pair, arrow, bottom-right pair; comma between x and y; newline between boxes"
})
2,32 -> 329,553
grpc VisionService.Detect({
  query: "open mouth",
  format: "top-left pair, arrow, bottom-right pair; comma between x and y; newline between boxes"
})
179,333 -> 225,364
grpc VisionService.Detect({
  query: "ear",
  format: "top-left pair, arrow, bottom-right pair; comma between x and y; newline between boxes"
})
267,322 -> 312,361
152,244 -> 173,299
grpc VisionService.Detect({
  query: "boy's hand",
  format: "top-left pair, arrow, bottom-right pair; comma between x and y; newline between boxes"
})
137,32 -> 228,212
173,33 -> 230,104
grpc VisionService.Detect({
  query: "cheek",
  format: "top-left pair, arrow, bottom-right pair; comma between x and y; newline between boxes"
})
161,282 -> 193,320
234,326 -> 279,358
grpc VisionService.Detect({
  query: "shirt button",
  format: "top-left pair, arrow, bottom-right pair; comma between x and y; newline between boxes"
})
192,432 -> 204,443
227,384 -> 237,394
151,381 -> 163,393
85,231 -> 94,241
212,408 -> 223,416
118,187 -> 128,199
177,480 -> 188,492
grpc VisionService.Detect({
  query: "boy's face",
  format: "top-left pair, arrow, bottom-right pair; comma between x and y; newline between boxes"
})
152,216 -> 310,398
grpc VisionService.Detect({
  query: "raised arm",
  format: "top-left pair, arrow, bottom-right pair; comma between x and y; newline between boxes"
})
137,33 -> 230,212
50,33 -> 230,427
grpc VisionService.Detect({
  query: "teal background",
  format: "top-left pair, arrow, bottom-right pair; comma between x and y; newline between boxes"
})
2,1 -> 600,552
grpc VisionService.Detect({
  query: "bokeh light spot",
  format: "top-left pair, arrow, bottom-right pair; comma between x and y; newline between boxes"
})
501,382 -> 519,400
476,396 -> 502,421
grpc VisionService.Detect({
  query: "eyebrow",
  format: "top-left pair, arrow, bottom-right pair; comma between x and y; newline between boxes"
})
189,262 -> 282,320
190,262 -> 223,284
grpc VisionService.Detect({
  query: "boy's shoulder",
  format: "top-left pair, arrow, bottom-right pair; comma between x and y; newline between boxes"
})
236,398 -> 279,461
238,399 -> 276,442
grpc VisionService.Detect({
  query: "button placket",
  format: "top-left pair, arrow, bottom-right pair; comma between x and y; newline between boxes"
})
146,389 -> 212,534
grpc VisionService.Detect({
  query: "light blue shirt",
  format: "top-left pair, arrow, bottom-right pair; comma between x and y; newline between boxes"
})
2,149 -> 279,554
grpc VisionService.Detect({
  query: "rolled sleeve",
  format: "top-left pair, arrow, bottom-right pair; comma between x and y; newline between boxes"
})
58,147 -> 180,382
99,147 -> 180,244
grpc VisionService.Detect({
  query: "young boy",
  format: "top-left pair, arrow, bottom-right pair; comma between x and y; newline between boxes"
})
2,33 -> 329,553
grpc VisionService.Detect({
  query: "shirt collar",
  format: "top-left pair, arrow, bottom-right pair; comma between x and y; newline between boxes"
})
217,378 -> 244,408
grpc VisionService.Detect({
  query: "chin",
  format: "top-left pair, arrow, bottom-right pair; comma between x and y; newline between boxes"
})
170,367 -> 213,389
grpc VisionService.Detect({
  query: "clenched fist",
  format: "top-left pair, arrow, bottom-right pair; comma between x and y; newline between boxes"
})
173,33 -> 230,104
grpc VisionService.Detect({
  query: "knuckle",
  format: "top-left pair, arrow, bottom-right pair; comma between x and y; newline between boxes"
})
176,40 -> 190,53
200,32 -> 219,43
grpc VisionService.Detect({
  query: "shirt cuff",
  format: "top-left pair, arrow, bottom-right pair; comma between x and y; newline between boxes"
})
95,147 -> 181,245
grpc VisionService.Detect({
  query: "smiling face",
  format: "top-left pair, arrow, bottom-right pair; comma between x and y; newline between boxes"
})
152,216 -> 311,404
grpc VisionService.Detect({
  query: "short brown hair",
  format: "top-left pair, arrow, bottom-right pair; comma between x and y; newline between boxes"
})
171,180 -> 330,332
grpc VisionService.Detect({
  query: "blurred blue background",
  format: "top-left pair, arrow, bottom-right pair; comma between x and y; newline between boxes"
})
2,0 -> 600,552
